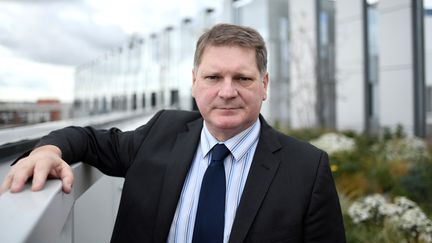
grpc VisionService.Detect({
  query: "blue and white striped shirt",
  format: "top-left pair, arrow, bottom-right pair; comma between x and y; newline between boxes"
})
167,119 -> 261,243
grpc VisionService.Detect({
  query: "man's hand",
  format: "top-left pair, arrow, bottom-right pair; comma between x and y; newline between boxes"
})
0,145 -> 74,194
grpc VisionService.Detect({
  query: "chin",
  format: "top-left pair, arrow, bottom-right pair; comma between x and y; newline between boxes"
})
213,117 -> 245,130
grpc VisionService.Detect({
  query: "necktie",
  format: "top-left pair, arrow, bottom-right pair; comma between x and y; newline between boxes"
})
192,143 -> 230,243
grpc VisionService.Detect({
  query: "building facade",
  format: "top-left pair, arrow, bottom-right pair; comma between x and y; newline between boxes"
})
73,0 -> 431,137
0,99 -> 71,128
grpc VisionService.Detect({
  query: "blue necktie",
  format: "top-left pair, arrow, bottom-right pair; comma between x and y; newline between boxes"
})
192,143 -> 230,243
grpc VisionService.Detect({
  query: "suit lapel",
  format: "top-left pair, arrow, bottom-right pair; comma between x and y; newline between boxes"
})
229,119 -> 282,243
153,118 -> 203,243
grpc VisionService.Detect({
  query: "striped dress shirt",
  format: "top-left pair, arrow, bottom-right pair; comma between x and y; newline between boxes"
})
167,119 -> 261,243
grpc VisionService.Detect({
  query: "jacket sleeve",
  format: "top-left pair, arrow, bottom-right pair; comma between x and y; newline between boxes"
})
304,151 -> 346,243
33,110 -> 165,177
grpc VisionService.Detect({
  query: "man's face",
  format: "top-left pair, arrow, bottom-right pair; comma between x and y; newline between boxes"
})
192,45 -> 269,141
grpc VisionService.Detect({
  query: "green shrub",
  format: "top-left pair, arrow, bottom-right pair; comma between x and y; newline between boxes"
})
399,161 -> 432,214
278,126 -> 432,238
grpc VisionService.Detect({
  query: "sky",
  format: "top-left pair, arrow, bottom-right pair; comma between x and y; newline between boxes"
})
0,0 -> 431,103
0,0 -> 219,103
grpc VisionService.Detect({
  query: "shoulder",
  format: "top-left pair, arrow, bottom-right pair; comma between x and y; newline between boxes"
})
141,109 -> 202,134
259,120 -> 330,184
259,118 -> 327,176
156,109 -> 202,122
259,116 -> 323,157
272,128 -> 323,157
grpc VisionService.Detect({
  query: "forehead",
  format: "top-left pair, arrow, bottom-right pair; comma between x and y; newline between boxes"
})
199,45 -> 259,72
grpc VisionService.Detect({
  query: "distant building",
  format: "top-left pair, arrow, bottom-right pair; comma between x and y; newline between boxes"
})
74,0 -> 431,137
0,99 -> 72,128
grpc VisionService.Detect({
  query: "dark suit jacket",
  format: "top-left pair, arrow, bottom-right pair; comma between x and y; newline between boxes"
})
37,110 -> 346,243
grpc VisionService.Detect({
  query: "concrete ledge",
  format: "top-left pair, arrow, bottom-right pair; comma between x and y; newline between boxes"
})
0,163 -> 103,243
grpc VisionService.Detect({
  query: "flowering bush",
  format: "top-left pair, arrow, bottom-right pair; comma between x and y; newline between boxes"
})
348,194 -> 432,242
374,137 -> 430,163
282,126 -> 432,241
309,132 -> 355,155
348,194 -> 387,223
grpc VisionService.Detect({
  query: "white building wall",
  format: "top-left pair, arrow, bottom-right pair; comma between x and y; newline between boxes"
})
335,0 -> 365,132
267,0 -> 290,127
289,0 -> 318,128
177,20 -> 194,111
378,0 -> 414,134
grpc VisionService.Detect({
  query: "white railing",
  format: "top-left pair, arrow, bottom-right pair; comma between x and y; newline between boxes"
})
0,110 -> 152,146
0,112 -> 154,243
0,163 -> 104,243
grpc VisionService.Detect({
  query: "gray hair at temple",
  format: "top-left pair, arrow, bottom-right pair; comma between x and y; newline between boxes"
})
193,23 -> 268,77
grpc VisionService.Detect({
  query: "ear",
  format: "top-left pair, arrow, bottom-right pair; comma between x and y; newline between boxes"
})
262,72 -> 269,101
192,69 -> 197,98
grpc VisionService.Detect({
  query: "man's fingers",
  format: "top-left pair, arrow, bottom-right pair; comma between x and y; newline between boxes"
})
0,173 -> 13,194
61,175 -> 73,194
1,145 -> 72,194
31,162 -> 52,191
58,163 -> 74,194
10,166 -> 34,193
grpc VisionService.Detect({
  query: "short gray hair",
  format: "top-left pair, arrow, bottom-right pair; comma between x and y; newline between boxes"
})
193,23 -> 267,76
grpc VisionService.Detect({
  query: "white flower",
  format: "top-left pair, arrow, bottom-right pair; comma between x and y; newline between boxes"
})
378,203 -> 400,218
377,136 -> 430,162
364,194 -> 386,208
399,207 -> 427,230
349,194 -> 432,242
348,194 -> 386,223
310,133 -> 355,155
394,196 -> 418,212
348,201 -> 371,223
397,207 -> 432,242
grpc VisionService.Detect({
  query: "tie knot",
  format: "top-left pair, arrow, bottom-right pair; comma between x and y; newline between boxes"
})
211,144 -> 230,162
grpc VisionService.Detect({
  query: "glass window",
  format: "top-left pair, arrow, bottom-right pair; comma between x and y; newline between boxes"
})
424,1 -> 432,135
425,4 -> 432,106
316,0 -> 336,128
363,0 -> 380,134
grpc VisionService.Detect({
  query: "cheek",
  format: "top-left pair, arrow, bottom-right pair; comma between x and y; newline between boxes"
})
194,89 -> 213,108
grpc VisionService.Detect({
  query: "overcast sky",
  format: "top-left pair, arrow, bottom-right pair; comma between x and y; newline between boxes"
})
0,0 -> 220,103
0,0 -> 431,103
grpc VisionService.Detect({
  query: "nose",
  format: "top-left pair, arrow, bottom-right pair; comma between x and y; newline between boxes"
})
218,79 -> 238,99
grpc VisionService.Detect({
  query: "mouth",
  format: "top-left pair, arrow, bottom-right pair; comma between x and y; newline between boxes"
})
214,107 -> 242,115
216,107 -> 239,110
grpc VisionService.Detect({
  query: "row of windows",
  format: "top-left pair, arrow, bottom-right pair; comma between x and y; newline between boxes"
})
73,90 -> 182,115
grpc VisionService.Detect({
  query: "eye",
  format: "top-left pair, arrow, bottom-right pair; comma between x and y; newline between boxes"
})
238,77 -> 252,81
205,75 -> 220,81
235,76 -> 254,86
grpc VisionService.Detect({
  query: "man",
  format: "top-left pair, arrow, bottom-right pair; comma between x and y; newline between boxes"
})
1,23 -> 346,242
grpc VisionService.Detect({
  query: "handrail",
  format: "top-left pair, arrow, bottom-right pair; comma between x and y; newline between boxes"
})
0,111 -> 155,243
0,163 -> 103,243
0,110 -> 152,146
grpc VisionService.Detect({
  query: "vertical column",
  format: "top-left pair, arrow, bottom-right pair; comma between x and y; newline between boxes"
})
289,0 -> 318,128
413,0 -> 426,137
378,0 -> 415,135
316,0 -> 337,129
425,4 -> 432,136
363,0 -> 380,134
335,0 -> 366,132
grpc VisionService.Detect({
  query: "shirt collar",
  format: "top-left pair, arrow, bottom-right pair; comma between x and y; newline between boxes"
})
200,119 -> 261,162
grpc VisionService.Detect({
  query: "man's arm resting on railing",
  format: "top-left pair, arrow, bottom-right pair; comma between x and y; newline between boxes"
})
0,145 -> 74,194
